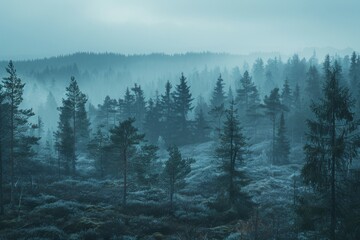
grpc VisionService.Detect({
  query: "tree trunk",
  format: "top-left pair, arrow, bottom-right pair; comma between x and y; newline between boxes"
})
123,149 -> 127,206
330,111 -> 336,240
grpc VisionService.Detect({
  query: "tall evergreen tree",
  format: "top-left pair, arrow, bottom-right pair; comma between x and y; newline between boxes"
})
236,70 -> 260,119
2,61 -> 39,204
110,118 -> 145,206
163,145 -> 193,210
263,88 -> 287,164
88,127 -> 107,177
301,60 -> 359,240
349,52 -> 358,92
143,96 -> 162,144
160,81 -> 175,144
96,95 -> 118,133
216,100 -> 249,203
280,78 -> 292,110
172,73 -> 194,145
56,76 -> 90,175
131,83 -> 146,130
305,65 -> 321,102
194,108 -> 210,143
210,74 -> 226,110
122,88 -> 135,120
273,112 -> 290,165
0,85 -> 5,214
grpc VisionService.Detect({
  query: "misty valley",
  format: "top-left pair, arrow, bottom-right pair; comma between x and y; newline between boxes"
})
0,52 -> 359,240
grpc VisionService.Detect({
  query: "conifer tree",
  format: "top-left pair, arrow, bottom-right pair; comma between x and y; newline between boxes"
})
194,108 -> 210,142
349,52 -> 358,92
143,97 -> 162,144
210,74 -> 226,110
305,65 -> 321,102
236,70 -> 260,118
263,88 -> 287,164
0,85 -> 5,214
56,76 -> 90,175
274,112 -> 290,165
280,78 -> 292,110
172,73 -> 194,145
122,88 -> 135,120
216,100 -> 249,203
110,118 -> 145,206
2,61 -> 39,204
164,145 -> 193,210
96,95 -> 118,133
133,144 -> 159,185
131,83 -> 146,130
301,59 -> 359,240
88,127 -> 107,177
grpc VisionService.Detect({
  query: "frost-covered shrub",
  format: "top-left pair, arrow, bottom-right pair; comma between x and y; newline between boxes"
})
34,200 -> 83,218
23,226 -> 66,240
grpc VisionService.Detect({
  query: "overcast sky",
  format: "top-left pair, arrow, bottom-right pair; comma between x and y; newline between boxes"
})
0,0 -> 359,60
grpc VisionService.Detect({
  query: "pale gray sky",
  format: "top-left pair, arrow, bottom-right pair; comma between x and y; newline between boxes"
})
0,0 -> 359,60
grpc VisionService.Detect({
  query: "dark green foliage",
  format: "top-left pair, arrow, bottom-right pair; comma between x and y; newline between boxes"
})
96,95 -> 118,133
172,73 -> 194,145
263,88 -> 287,164
122,87 -> 135,120
133,144 -> 159,185
131,83 -> 146,130
56,76 -> 90,175
306,65 -> 321,103
280,78 -> 292,110
110,118 -> 145,205
274,113 -> 290,165
143,96 -> 162,144
88,127 -> 107,177
163,145 -> 193,209
236,70 -> 260,119
301,57 -> 359,240
216,101 -> 249,203
2,60 -> 39,204
210,74 -> 226,110
194,108 -> 210,143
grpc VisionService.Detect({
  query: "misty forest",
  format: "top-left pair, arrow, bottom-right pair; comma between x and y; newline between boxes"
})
1,1 -> 360,240
0,51 -> 359,240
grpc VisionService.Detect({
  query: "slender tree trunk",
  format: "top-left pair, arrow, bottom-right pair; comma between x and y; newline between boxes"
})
10,93 -> 14,206
72,108 -> 76,176
330,111 -> 336,240
272,115 -> 276,165
123,149 -> 127,206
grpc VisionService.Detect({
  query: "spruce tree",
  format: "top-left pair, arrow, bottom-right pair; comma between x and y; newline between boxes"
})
305,65 -> 321,102
131,83 -> 146,130
280,78 -> 292,110
56,76 -> 90,175
96,95 -> 118,133
263,88 -> 287,164
210,74 -> 226,110
2,61 -> 39,204
194,108 -> 210,143
273,112 -> 290,165
172,73 -> 194,145
301,60 -> 359,240
163,145 -> 193,210
236,70 -> 260,118
216,100 -> 249,203
88,127 -> 107,177
0,85 -> 5,214
122,88 -> 135,120
110,118 -> 145,206
143,97 -> 162,144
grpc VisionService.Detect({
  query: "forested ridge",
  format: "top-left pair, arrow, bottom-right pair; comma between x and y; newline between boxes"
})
0,52 -> 360,239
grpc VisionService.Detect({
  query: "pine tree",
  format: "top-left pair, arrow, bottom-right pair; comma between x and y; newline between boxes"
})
216,100 -> 249,203
273,112 -> 290,165
280,78 -> 292,110
252,58 -> 265,86
164,145 -> 193,210
133,144 -> 159,185
349,52 -> 358,92
301,60 -> 359,240
2,61 -> 39,204
56,76 -> 90,175
160,81 -> 175,144
305,65 -> 321,102
172,73 -> 194,145
143,96 -> 162,144
131,83 -> 146,130
194,108 -> 210,142
110,118 -> 145,206
236,70 -> 260,118
210,74 -> 226,110
96,95 -> 118,133
263,88 -> 287,164
88,127 -> 107,177
122,88 -> 135,120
